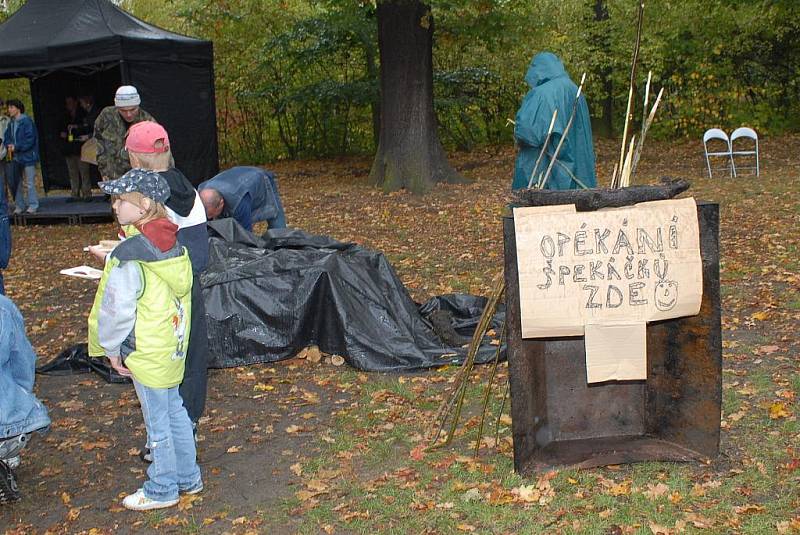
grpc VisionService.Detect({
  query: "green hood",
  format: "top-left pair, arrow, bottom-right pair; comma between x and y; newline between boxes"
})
524,52 -> 567,89
513,51 -> 597,190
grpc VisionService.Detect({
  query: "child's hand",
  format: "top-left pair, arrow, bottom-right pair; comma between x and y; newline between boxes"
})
87,245 -> 108,263
107,356 -> 132,377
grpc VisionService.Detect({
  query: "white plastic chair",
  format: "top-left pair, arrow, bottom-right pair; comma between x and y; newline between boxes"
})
730,127 -> 759,177
703,128 -> 735,178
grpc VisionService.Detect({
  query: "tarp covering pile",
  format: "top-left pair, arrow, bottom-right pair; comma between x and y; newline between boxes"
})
202,220 -> 505,372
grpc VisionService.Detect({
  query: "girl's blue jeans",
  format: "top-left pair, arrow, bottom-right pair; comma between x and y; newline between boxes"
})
133,379 -> 202,501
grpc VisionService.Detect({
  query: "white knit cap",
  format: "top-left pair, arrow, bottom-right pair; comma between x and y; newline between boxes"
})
115,85 -> 141,107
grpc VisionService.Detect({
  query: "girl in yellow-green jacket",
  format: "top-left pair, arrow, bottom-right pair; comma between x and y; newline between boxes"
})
87,168 -> 201,511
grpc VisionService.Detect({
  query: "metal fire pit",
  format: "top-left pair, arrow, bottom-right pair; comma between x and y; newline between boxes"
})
503,187 -> 721,473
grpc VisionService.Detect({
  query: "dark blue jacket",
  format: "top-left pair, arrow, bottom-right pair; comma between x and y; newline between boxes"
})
199,166 -> 286,232
3,113 -> 39,166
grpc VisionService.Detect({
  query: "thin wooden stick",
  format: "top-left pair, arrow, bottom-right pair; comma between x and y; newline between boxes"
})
526,109 -> 559,189
429,275 -> 506,448
494,379 -> 509,451
630,86 -> 663,182
610,162 -> 619,189
641,71 -> 652,140
474,321 -> 507,457
539,73 -> 586,189
616,86 -> 634,187
620,135 -> 636,188
615,1 -> 646,187
551,159 -> 591,190
436,279 -> 505,448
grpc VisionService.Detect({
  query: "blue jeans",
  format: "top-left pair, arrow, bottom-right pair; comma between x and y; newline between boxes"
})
264,172 -> 287,229
0,295 -> 50,439
14,164 -> 37,211
133,380 -> 201,501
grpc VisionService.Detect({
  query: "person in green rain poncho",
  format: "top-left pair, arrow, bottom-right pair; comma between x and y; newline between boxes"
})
512,52 -> 597,190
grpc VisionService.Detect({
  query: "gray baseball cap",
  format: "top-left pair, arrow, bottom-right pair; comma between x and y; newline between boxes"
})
99,168 -> 170,204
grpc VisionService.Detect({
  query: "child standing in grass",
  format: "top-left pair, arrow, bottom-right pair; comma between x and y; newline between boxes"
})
87,168 -> 202,511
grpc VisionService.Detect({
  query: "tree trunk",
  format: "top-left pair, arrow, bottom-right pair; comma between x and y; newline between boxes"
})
589,0 -> 614,137
369,0 -> 465,194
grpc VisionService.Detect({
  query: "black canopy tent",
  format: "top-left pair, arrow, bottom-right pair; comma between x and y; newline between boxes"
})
0,0 -> 219,190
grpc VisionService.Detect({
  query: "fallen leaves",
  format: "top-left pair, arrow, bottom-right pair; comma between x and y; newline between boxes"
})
513,484 -> 540,503
510,471 -> 557,505
602,478 -> 632,497
57,400 -> 85,412
409,444 -> 426,461
304,346 -> 322,363
290,462 -> 303,477
643,482 -> 670,500
733,504 -> 766,515
178,493 -> 201,511
769,402 -> 791,419
81,440 -> 111,451
776,518 -> 800,534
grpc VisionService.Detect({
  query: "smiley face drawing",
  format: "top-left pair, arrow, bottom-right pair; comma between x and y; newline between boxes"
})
654,279 -> 678,311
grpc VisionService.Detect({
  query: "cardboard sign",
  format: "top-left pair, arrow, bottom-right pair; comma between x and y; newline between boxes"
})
514,197 -> 703,382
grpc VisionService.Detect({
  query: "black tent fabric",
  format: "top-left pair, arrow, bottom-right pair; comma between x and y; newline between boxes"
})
0,0 -> 218,189
202,220 -> 506,372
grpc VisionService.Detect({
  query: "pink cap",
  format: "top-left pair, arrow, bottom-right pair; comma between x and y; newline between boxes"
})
126,121 -> 170,153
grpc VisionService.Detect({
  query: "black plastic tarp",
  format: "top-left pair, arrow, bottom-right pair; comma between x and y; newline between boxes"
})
202,220 -> 506,372
0,0 -> 218,189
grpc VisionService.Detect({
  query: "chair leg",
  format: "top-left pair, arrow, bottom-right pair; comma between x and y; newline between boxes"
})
730,154 -> 736,178
755,145 -> 760,177
705,154 -> 713,178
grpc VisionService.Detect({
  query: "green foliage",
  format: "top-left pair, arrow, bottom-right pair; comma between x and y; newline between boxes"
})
3,0 -> 798,161
169,0 -> 378,163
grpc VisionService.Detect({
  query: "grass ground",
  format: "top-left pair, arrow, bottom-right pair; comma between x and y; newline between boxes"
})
0,136 -> 799,534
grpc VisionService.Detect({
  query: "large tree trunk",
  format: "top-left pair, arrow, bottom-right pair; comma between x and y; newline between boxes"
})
369,0 -> 464,194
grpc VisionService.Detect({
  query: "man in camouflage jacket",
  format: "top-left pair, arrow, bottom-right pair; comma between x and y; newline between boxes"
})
94,86 -> 155,180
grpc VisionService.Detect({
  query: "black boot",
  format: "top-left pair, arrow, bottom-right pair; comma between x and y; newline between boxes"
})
0,460 -> 20,504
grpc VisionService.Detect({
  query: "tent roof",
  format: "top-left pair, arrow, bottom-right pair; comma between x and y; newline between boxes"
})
0,0 -> 211,77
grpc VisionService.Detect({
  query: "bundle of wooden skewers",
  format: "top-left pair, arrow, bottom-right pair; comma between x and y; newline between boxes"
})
610,1 -> 664,189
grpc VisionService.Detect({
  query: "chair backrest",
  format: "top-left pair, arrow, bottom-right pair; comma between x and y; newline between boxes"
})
703,128 -> 729,145
730,127 -> 757,143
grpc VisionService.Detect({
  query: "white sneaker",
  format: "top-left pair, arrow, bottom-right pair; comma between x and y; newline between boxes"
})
122,488 -> 179,511
5,456 -> 20,470
12,207 -> 22,215
25,207 -> 37,214
180,482 -> 203,495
